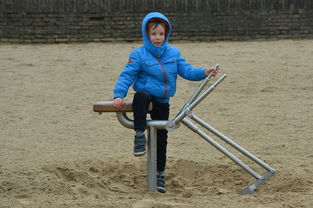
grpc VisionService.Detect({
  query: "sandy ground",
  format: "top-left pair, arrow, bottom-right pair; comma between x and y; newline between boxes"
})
0,40 -> 313,207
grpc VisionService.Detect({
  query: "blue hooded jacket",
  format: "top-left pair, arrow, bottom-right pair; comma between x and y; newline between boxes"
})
113,12 -> 206,103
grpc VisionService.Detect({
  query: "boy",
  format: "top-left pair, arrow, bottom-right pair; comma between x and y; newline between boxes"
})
113,12 -> 219,193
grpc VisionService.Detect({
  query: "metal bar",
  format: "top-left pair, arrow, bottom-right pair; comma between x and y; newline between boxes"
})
184,71 -> 213,107
116,112 -> 167,129
147,127 -> 157,192
177,64 -> 219,118
189,113 -> 276,173
173,74 -> 227,125
182,118 -> 262,180
188,73 -> 227,112
177,71 -> 214,115
184,64 -> 219,108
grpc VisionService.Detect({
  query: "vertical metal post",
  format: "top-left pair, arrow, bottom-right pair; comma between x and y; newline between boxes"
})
147,126 -> 157,191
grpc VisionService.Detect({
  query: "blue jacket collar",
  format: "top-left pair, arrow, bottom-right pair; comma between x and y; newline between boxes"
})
141,12 -> 172,57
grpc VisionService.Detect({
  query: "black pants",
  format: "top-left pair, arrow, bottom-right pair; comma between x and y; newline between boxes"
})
132,91 -> 170,172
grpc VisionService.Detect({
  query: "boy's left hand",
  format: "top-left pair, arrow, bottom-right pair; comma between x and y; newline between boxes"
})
205,66 -> 220,77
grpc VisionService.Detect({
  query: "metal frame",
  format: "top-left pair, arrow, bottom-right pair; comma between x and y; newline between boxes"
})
93,65 -> 276,194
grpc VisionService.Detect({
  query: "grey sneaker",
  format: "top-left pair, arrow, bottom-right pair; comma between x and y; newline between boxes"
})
134,134 -> 146,156
157,171 -> 166,193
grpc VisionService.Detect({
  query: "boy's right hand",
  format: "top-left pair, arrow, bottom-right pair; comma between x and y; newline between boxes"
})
113,98 -> 125,109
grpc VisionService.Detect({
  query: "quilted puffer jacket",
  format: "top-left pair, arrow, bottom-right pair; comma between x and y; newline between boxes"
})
113,12 -> 206,103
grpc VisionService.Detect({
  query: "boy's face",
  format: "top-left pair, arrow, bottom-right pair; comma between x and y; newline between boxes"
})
148,24 -> 166,47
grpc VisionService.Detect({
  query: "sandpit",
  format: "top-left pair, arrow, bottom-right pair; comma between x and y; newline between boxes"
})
0,40 -> 312,207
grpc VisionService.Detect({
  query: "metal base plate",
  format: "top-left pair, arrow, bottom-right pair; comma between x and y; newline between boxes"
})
239,171 -> 275,195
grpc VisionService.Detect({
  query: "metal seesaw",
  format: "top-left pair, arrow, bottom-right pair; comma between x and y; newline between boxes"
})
93,65 -> 276,194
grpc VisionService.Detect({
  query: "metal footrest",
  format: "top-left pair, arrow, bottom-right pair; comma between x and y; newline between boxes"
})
239,171 -> 275,195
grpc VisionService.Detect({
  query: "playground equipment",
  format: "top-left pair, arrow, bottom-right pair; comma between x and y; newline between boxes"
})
93,66 -> 276,194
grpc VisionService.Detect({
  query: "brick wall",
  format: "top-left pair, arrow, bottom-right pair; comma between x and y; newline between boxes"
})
0,0 -> 313,43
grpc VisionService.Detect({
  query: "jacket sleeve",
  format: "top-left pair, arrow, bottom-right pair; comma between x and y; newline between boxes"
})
177,51 -> 206,81
113,50 -> 141,99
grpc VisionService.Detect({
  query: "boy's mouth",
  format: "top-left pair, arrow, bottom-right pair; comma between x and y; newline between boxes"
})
154,42 -> 162,46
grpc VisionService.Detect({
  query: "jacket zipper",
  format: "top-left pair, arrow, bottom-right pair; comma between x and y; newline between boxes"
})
157,57 -> 168,99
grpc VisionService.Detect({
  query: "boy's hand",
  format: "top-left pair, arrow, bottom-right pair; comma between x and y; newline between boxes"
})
205,66 -> 220,77
113,98 -> 125,109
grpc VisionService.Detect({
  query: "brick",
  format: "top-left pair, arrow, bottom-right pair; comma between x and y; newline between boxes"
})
51,0 -> 64,13
76,0 -> 88,13
64,0 -> 76,13
39,0 -> 51,13
9,38 -> 24,43
27,0 -> 40,13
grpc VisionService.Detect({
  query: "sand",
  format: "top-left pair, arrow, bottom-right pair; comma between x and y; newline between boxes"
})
0,39 -> 313,207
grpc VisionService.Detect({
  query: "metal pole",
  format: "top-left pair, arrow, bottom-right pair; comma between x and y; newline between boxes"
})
188,73 -> 227,112
189,113 -> 276,172
183,64 -> 219,108
177,71 -> 214,115
173,74 -> 227,125
182,118 -> 262,180
116,112 -> 167,129
147,126 -> 157,191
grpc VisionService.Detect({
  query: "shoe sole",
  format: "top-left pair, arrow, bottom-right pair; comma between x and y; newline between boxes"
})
134,150 -> 146,157
157,186 -> 166,193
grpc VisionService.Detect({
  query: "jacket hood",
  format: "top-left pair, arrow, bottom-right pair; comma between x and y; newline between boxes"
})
141,12 -> 172,57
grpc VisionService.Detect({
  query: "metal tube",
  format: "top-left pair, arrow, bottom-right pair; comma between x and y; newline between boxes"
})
173,74 -> 227,125
188,73 -> 227,111
178,71 -> 213,114
116,112 -> 134,129
116,112 -> 167,129
184,64 -> 219,108
115,113 -> 160,191
172,72 -> 213,127
182,118 -> 262,180
185,72 -> 213,105
147,127 -> 157,191
189,113 -> 275,172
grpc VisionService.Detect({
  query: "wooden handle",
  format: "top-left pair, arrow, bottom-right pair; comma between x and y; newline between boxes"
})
93,101 -> 152,112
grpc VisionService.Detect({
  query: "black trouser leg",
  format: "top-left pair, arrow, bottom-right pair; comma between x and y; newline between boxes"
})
132,91 -> 170,172
132,91 -> 151,131
150,101 -> 170,172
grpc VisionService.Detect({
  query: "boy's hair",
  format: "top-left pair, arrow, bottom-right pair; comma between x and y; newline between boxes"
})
146,18 -> 169,36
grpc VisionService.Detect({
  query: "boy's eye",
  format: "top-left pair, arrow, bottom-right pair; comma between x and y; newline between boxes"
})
151,32 -> 164,36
